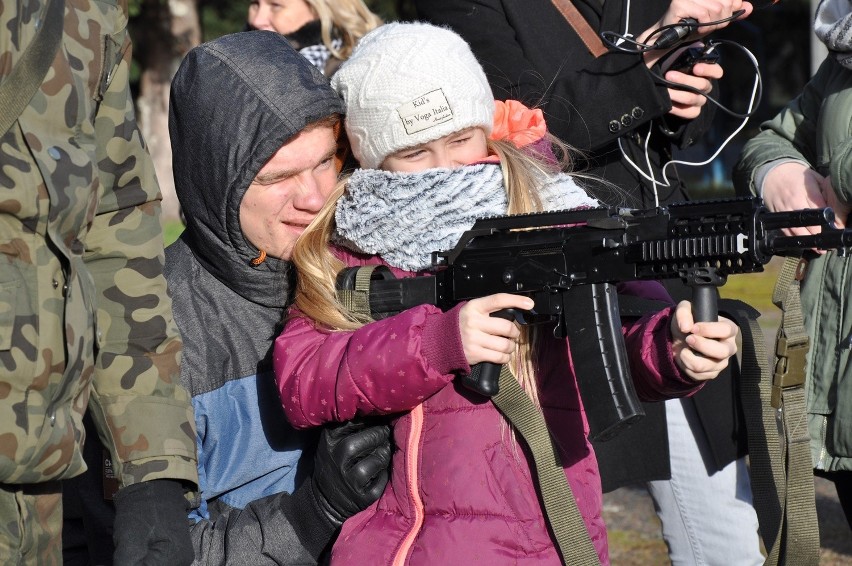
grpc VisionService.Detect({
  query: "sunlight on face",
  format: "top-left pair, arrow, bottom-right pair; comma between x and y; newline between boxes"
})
247,0 -> 316,35
239,125 -> 338,260
380,128 -> 489,173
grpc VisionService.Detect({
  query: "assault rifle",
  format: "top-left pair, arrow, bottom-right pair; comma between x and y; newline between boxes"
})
337,197 -> 852,441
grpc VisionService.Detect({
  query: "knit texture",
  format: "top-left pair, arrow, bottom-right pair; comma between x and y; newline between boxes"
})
333,163 -> 598,271
815,0 -> 852,69
331,22 -> 495,169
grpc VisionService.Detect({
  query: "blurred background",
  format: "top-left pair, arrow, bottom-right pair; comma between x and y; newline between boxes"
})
128,0 -> 822,220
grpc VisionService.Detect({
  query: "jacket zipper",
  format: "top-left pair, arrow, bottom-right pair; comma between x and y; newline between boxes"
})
392,404 -> 425,566
817,414 -> 828,469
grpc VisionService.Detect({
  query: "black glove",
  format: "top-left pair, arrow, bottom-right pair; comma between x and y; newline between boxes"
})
112,479 -> 194,566
312,420 -> 392,524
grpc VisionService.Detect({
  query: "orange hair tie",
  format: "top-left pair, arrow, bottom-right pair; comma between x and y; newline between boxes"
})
491,99 -> 547,148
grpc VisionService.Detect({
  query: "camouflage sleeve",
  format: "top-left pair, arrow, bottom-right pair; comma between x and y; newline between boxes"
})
82,22 -> 198,491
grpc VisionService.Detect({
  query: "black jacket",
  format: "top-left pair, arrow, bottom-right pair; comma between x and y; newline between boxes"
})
416,0 -> 743,491
414,0 -> 721,207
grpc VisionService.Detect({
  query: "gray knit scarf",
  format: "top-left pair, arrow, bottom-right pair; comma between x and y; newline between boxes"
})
815,0 -> 852,69
334,163 -> 598,272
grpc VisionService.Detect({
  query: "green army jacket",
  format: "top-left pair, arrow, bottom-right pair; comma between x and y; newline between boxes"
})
735,56 -> 852,473
0,0 -> 198,489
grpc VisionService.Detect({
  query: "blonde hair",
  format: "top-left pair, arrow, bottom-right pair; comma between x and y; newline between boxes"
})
304,0 -> 383,61
291,133 -> 583,407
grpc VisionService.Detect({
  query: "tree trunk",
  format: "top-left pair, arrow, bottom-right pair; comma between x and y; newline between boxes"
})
134,0 -> 200,221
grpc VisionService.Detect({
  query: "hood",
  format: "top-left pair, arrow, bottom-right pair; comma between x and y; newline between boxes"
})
169,30 -> 344,307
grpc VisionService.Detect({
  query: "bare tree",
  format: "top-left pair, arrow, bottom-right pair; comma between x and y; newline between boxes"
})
133,0 -> 201,221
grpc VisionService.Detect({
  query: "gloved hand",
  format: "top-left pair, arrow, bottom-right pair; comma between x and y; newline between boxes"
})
112,479 -> 194,566
312,420 -> 392,525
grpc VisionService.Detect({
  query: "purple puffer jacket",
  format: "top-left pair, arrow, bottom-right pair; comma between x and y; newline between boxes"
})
274,249 -> 703,565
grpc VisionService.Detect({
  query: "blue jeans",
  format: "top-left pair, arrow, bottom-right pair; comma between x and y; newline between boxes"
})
647,398 -> 763,565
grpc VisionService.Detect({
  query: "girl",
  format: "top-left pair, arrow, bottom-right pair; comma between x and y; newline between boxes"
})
247,0 -> 382,76
274,22 -> 739,564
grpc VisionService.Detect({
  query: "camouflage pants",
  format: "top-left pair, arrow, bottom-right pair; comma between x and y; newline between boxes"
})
0,481 -> 62,566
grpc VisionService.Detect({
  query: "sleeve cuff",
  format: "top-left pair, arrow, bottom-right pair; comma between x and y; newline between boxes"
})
421,303 -> 470,376
283,479 -> 340,560
754,158 -> 812,197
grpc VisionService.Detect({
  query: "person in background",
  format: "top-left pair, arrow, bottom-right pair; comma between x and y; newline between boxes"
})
247,0 -> 382,76
167,31 -> 392,564
274,22 -> 739,564
413,2 -> 764,564
734,0 -> 852,531
1,0 -> 198,564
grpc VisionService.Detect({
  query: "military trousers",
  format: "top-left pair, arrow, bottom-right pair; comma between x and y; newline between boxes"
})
0,480 -> 62,565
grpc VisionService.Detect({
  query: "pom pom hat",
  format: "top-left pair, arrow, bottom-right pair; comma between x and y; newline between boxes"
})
331,22 -> 495,170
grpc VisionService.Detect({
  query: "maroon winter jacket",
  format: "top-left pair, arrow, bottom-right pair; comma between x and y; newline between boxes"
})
274,248 -> 703,564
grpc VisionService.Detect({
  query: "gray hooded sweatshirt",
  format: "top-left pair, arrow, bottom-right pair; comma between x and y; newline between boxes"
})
165,30 -> 344,564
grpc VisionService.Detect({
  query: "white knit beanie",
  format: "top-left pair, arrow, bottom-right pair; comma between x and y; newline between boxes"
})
331,22 -> 495,170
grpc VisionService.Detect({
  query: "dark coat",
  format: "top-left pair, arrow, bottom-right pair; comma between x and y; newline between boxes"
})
415,0 -> 744,491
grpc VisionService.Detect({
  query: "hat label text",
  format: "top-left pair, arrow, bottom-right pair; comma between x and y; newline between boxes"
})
397,89 -> 453,135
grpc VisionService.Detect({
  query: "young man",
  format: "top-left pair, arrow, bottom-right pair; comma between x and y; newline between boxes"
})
166,31 -> 391,563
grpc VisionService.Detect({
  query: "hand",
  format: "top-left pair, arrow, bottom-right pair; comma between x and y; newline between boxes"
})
670,301 -> 739,381
762,165 -> 849,254
664,58 -> 723,119
763,161 -> 849,229
112,479 -> 194,566
312,420 -> 392,525
458,294 -> 534,366
643,0 -> 753,67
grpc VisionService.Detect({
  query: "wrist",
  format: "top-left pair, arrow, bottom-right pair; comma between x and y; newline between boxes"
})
282,479 -> 341,559
307,476 -> 346,528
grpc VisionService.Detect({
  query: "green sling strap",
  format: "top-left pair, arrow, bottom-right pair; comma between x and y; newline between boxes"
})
0,0 -> 65,136
719,292 -> 819,566
768,257 -> 820,564
490,365 -> 601,565
337,264 -> 380,316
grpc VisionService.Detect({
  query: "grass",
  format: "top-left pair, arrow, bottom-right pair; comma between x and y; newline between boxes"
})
717,257 -> 783,313
163,220 -> 185,247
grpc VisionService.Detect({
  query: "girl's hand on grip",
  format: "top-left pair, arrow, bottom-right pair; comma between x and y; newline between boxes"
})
459,294 -> 534,366
670,301 -> 739,381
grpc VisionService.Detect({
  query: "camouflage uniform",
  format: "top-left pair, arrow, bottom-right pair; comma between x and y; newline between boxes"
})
0,0 -> 198,561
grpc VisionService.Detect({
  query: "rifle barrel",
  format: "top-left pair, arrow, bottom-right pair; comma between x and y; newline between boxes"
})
760,208 -> 834,231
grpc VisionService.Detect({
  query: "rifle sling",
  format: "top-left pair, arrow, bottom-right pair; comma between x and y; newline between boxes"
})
0,0 -> 65,137
718,293 -> 819,566
491,366 -> 601,565
769,257 -> 820,563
